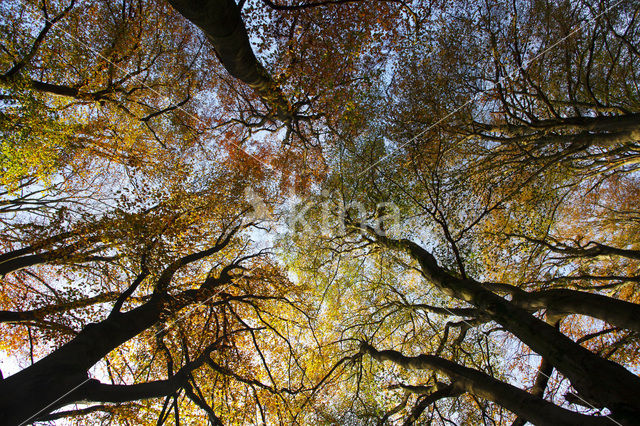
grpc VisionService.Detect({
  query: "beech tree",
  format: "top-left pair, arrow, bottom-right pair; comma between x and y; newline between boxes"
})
2,0 -> 640,424
0,175 -> 321,424
281,0 -> 640,424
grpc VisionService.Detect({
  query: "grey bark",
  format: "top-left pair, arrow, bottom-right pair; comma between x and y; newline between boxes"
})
167,0 -> 292,120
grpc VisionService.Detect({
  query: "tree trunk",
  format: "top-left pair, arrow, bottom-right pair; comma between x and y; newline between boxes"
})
361,343 -> 609,426
0,299 -> 165,425
361,226 -> 640,422
0,292 -> 121,324
513,289 -> 640,334
167,0 -> 292,120
0,236 -> 236,424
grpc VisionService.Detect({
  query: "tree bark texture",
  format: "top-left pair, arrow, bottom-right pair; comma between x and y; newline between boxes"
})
167,0 -> 292,120
361,226 -> 640,423
361,343 -> 610,426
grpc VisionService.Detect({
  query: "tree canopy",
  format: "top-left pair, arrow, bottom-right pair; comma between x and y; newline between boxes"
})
1,0 -> 640,424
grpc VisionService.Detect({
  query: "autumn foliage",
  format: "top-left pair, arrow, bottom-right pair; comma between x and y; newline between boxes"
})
1,0 -> 640,425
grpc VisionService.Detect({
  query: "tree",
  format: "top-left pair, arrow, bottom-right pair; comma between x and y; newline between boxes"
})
278,0 -> 640,423
0,175 -> 320,424
167,0 -> 293,120
381,0 -> 640,202
3,0 -> 640,424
